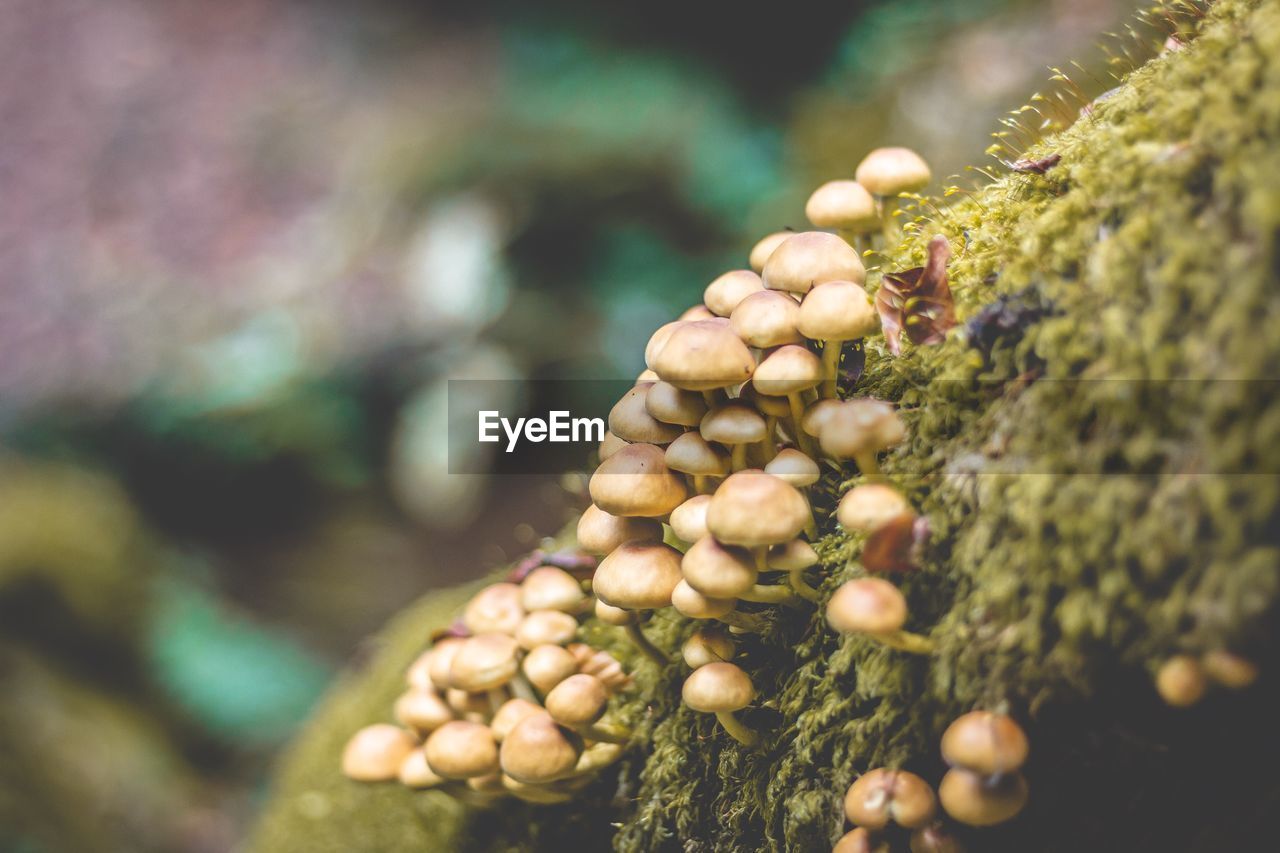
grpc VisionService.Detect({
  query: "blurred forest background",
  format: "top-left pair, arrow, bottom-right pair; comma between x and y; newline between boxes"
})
0,0 -> 1138,849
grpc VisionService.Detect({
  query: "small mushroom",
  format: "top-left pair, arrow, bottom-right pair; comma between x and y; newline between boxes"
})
938,768 -> 1029,827
577,503 -> 663,555
666,432 -> 732,494
589,443 -> 689,517
651,318 -> 756,393
342,724 -> 418,782
1156,654 -> 1207,707
669,494 -> 712,543
645,380 -> 708,428
749,231 -> 794,273
515,610 -> 580,650
1201,649 -> 1259,689
763,231 -> 865,296
707,470 -> 812,549
398,748 -> 446,789
522,644 -> 581,695
520,566 -> 586,614
701,404 -> 770,471
826,578 -> 933,654
909,824 -> 966,853
764,448 -> 820,489
682,536 -> 760,599
833,827 -> 890,853
424,720 -> 500,780
855,147 -> 932,197
499,713 -> 584,785
671,578 -> 738,621
941,711 -> 1029,776
545,673 -> 629,744
680,304 -> 716,321
838,484 -> 911,533
594,541 -> 682,664
798,280 -> 878,398
449,633 -> 521,693
730,289 -> 804,349
426,637 -> 467,690
681,661 -> 758,746
844,768 -> 938,830
682,627 -> 736,669
394,688 -> 455,734
767,538 -> 822,600
463,583 -> 525,636
705,269 -> 766,317
817,400 -> 905,479
593,599 -> 635,626
598,430 -> 629,461
752,344 -> 825,459
609,382 -> 684,445
490,698 -> 545,742
805,180 -> 880,243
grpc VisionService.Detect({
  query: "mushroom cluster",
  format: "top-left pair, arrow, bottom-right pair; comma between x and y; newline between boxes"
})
835,767 -> 965,853
1154,650 -> 1259,707
341,558 -> 633,804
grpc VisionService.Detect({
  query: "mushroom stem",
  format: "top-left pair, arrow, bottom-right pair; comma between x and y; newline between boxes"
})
694,474 -> 711,495
731,444 -> 749,472
757,437 -> 778,464
788,570 -> 822,602
737,583 -> 798,605
853,450 -> 884,480
717,610 -> 767,633
804,517 -> 819,540
714,710 -> 759,747
573,742 -> 624,775
510,673 -> 539,704
874,630 -> 935,655
820,339 -> 845,399
786,393 -> 820,459
624,621 -> 670,666
575,723 -> 632,745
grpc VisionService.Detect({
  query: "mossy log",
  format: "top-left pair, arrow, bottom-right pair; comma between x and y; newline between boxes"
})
254,1 -> 1280,849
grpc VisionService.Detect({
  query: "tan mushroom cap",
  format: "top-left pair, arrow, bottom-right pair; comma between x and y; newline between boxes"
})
805,180 -> 879,232
730,290 -> 803,348
700,404 -> 768,446
593,540 -> 684,610
938,768 -> 1029,827
941,711 -> 1030,775
818,400 -> 906,459
502,773 -> 576,804
682,662 -> 753,712
748,230 -> 794,273
665,432 -> 731,478
705,269 -> 766,317
426,637 -> 467,689
342,724 -> 418,782
394,688 -> 455,734
682,627 -> 736,669
651,318 -> 756,391
398,748 -> 446,789
545,673 -> 610,726
682,536 -> 759,598
589,443 -> 688,517
463,583 -> 525,636
707,470 -> 811,547
670,578 -> 737,619
520,566 -> 586,613
844,768 -> 938,830
445,687 -> 491,717
593,599 -> 636,626
1156,654 -> 1208,706
499,713 -> 584,784
739,384 -> 792,417
577,503 -> 663,555
752,344 -> 824,397
645,321 -> 684,369
802,398 -> 843,437
764,448 -> 820,487
680,304 -> 716,321
406,648 -> 436,691
768,538 -> 818,571
763,231 -> 866,294
908,824 -> 966,853
424,720 -> 499,780
669,494 -> 712,543
645,380 -> 708,427
834,827 -> 890,853
838,484 -> 911,533
637,368 -> 659,382
449,633 -> 521,692
515,610 -> 580,649
855,146 -> 932,197
522,643 -> 580,694
598,430 -> 629,461
827,578 -> 908,635
610,382 -> 684,445
797,280 -> 878,341
1201,649 -> 1260,688
490,698 -> 545,742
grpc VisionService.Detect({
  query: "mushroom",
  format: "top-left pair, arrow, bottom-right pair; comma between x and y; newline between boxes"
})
522,644 -> 581,695
749,231 -> 794,273
394,688 -> 455,735
855,147 -> 932,197
730,290 -> 803,349
1155,654 -> 1207,707
645,321 -> 684,370
833,827 -> 890,853
398,748 -> 446,789
1201,649 -> 1260,689
577,503 -> 663,555
671,578 -> 738,621
682,627 -> 736,669
598,430 -> 629,461
816,399 -> 905,479
651,318 -> 756,396
342,724 -> 418,782
798,280 -> 878,398
424,720 -> 500,780
705,269 -> 766,317
682,662 -> 758,746
515,610 -> 580,650
426,637 -> 467,690
490,698 -> 544,742
805,180 -> 880,248
739,384 -> 794,449
762,231 -> 865,296
764,448 -> 820,489
501,774 -> 576,805
826,578 -> 934,654
545,673 -> 630,744
449,633 -> 522,693
941,711 -> 1029,776
589,443 -> 688,517
406,648 -> 437,691
844,768 -> 938,830
680,304 -> 716,321
445,687 -> 493,720
768,538 -> 822,600
666,431 -> 732,493
909,824 -> 966,853
938,768 -> 1029,827
701,404 -> 770,471
609,382 -> 684,445
752,344 -> 825,459
593,541 -> 682,664
593,599 -> 636,626
520,566 -> 587,614
499,713 -> 584,785
838,484 -> 911,533
682,536 -> 760,599
463,583 -> 525,636
669,494 -> 712,543
706,470 -> 814,598
645,380 -> 708,428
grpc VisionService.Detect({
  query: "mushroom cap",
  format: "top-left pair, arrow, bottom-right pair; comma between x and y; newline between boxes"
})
704,269 -> 766,317
844,768 -> 938,830
834,827 -> 890,853
499,714 -> 584,784
764,448 -> 820,487
490,698 -> 545,742
394,688 -> 455,734
682,662 -> 753,712
665,431 -> 731,477
669,494 -> 712,543
651,319 -> 756,391
609,382 -> 684,445
515,610 -> 580,649
520,566 -> 587,613
682,536 -> 759,598
1201,649 -> 1260,689
1156,654 -> 1208,706
752,344 -> 824,396
739,384 -> 792,417
941,711 -> 1029,775
398,748 -> 446,789
501,774 -> 576,804
598,430 -> 629,461
463,583 -> 525,636
445,687 -> 491,717
838,484 -> 911,533
818,400 -> 906,459
855,146 -> 932,196
644,321 -> 684,369
406,648 -> 436,691
700,404 -> 768,446
545,673 -> 610,726
805,180 -> 879,232
593,599 -> 636,626
589,443 -> 688,517
802,398 -> 843,437
908,825 -> 966,853
670,578 -> 737,619
748,231 -> 794,273
680,304 -> 716,321
827,578 -> 908,635
521,643 -> 580,694
730,290 -> 803,348
637,368 -> 659,382
797,280 -> 878,341
424,720 -> 499,780
426,637 -> 467,689
682,628 -> 736,669
593,541 -> 684,610
938,768 -> 1029,827
762,231 -> 866,294
449,633 -> 521,692
707,470 -> 811,547
342,724 -> 418,782
645,380 -> 708,427
577,503 -> 663,555
767,538 -> 818,571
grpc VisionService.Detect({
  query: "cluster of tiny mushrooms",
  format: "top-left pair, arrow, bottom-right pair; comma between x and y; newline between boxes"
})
343,146 -> 1262,847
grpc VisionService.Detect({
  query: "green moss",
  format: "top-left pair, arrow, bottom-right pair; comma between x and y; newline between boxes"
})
256,1 -> 1280,849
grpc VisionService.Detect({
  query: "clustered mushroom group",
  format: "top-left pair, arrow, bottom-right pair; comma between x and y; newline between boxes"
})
341,560 -> 633,804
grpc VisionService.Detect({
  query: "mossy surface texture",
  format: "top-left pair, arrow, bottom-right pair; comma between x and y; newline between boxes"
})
253,1 -> 1280,850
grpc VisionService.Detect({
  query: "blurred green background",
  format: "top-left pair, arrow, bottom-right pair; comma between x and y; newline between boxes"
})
0,0 -> 1136,849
